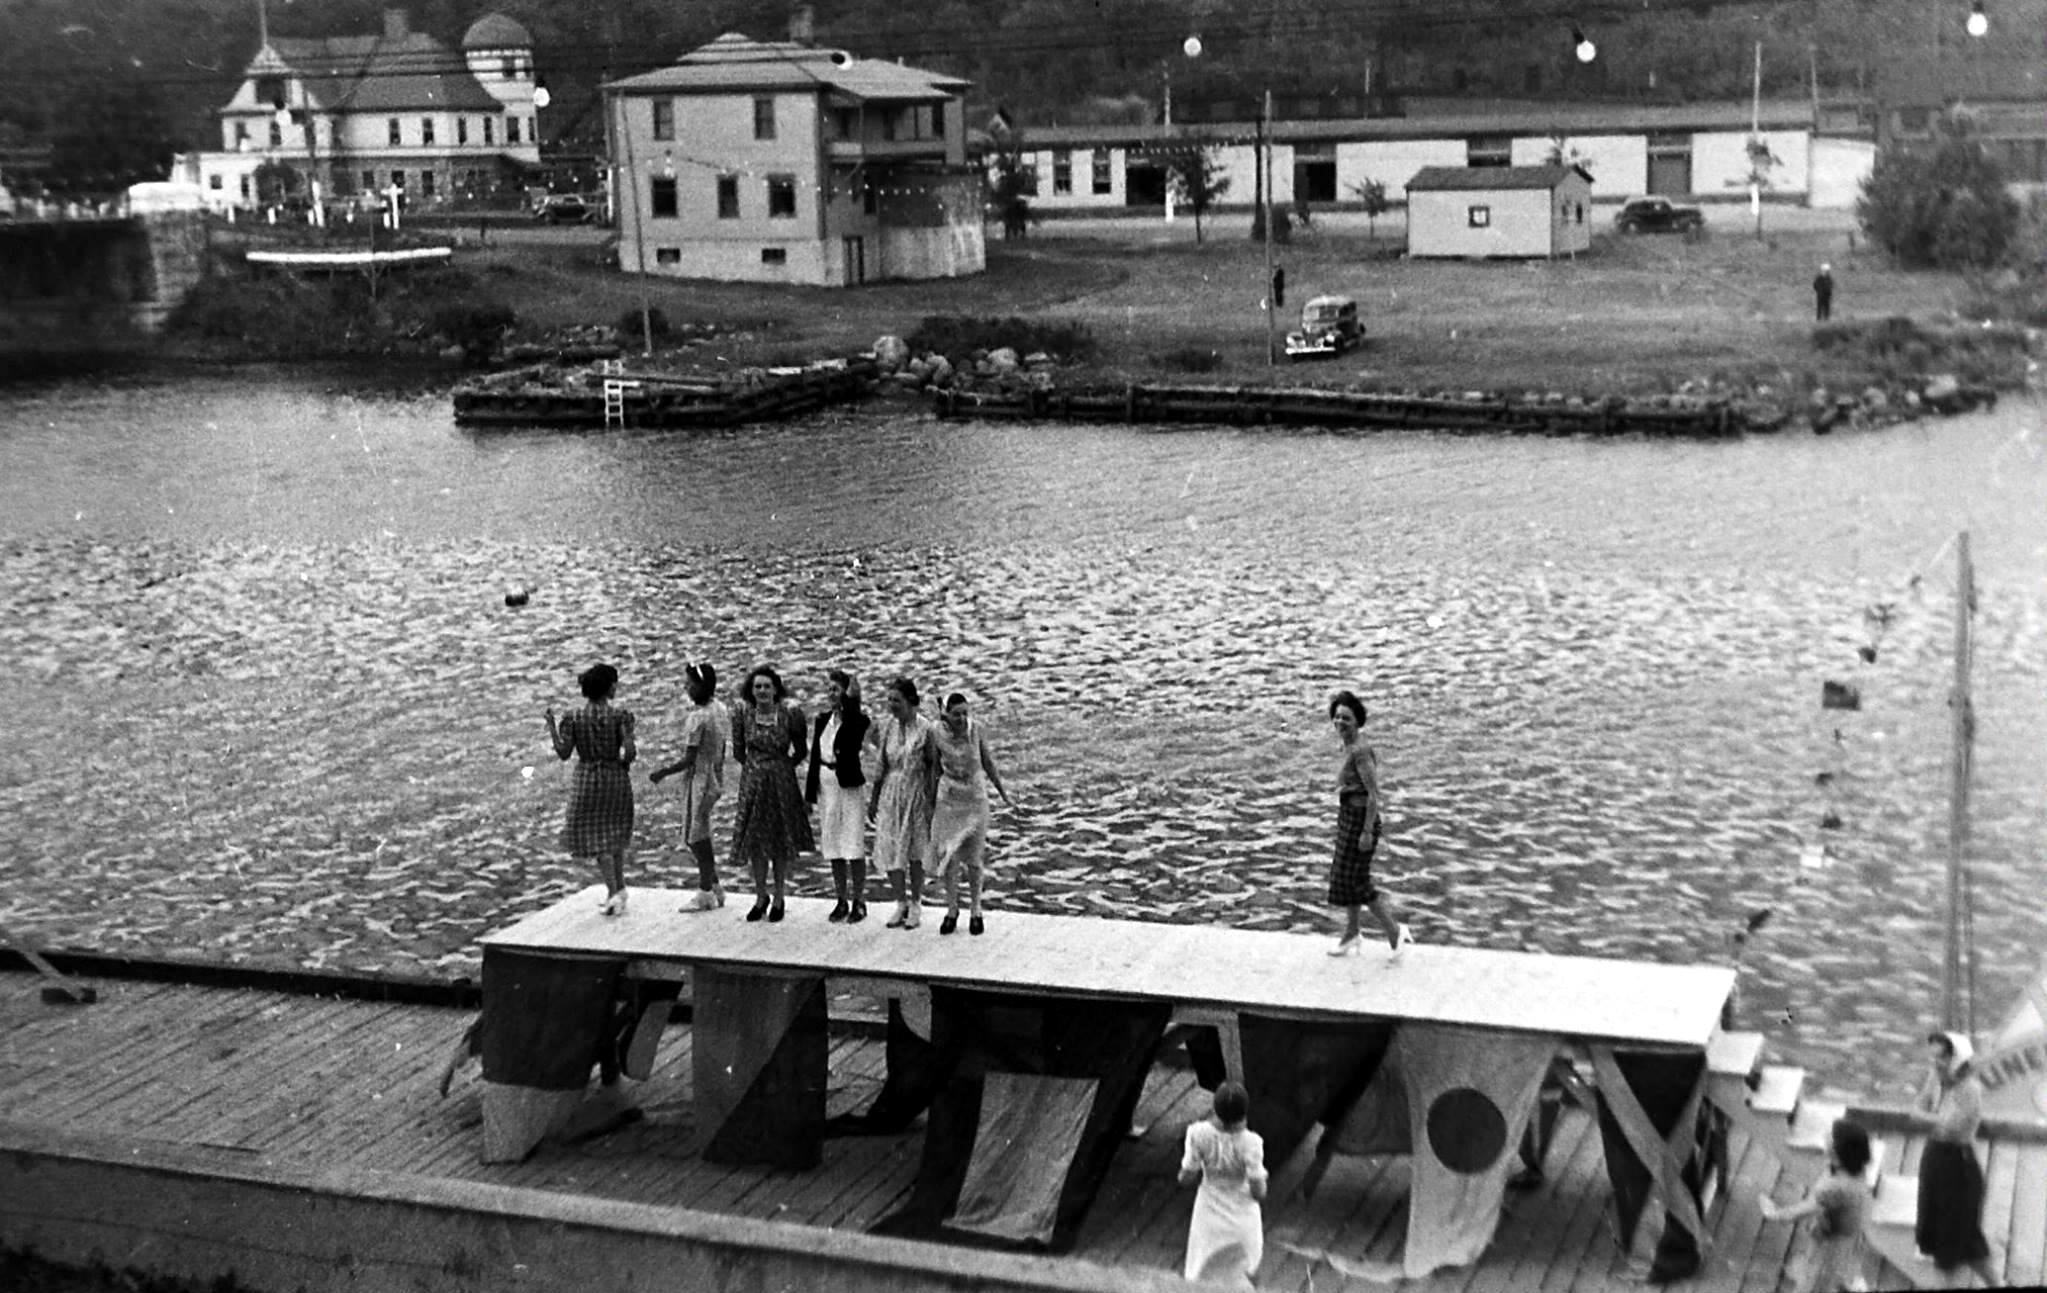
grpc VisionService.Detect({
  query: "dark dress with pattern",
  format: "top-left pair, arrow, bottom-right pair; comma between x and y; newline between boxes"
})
1328,741 -> 1383,906
731,701 -> 815,867
553,703 -> 635,856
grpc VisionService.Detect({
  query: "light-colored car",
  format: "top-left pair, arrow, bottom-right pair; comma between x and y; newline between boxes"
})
1284,295 -> 1363,361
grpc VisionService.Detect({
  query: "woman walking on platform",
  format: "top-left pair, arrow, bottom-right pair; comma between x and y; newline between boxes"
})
649,661 -> 730,912
868,676 -> 938,930
1179,1080 -> 1268,1288
807,668 -> 876,923
1326,690 -> 1411,956
931,691 -> 1013,936
1914,1032 -> 2001,1286
730,665 -> 813,923
547,662 -> 637,916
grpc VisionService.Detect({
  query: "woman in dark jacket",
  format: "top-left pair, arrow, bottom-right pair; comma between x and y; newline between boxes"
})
806,668 -> 876,922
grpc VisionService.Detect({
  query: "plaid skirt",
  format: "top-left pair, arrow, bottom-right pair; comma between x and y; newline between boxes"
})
1328,796 -> 1381,906
562,761 -> 634,856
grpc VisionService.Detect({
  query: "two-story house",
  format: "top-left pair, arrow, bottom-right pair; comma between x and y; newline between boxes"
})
192,8 -> 543,212
605,32 -> 984,286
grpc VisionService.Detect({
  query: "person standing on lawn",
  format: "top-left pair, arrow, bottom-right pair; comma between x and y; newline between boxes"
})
1813,263 -> 1835,322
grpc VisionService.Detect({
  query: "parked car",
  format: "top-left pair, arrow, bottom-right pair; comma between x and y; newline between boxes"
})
534,193 -> 600,225
1613,196 -> 1705,234
1284,295 -> 1364,361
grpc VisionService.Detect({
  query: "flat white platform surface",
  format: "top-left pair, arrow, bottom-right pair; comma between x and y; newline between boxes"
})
482,886 -> 1733,1050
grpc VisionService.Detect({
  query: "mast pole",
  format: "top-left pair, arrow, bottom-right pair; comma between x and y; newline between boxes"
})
1942,530 -> 1975,1032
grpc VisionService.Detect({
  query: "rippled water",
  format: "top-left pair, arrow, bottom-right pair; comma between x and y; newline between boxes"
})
2,365 -> 2042,1098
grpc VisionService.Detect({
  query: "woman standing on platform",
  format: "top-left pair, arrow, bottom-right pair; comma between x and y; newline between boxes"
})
868,676 -> 938,930
931,691 -> 1013,936
1326,690 -> 1411,956
806,668 -> 875,923
1914,1032 -> 2000,1285
546,662 -> 637,916
1759,1118 -> 1873,1293
1178,1080 -> 1268,1288
730,665 -> 813,923
649,661 -> 730,912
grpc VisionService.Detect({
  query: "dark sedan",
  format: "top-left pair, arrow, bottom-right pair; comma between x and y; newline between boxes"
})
1613,196 -> 1705,234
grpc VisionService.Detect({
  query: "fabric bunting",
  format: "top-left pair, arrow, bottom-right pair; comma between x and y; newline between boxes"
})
1589,1046 -> 1714,1282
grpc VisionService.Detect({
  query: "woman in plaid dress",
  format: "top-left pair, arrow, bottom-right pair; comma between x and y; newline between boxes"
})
1327,690 -> 1410,956
546,662 -> 637,916
730,665 -> 814,923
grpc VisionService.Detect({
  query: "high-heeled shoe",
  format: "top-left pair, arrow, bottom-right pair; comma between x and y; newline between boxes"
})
939,912 -> 959,935
746,898 -> 769,922
1328,933 -> 1362,957
1390,924 -> 1415,955
969,915 -> 984,936
885,902 -> 908,929
827,899 -> 849,923
902,901 -> 921,930
768,898 -> 785,923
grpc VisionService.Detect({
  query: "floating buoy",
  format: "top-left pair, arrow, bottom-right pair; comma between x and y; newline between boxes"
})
1820,810 -> 1843,830
1821,679 -> 1860,711
1857,644 -> 1878,664
505,588 -> 530,607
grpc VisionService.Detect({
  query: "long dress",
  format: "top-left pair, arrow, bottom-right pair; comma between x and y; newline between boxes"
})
1328,740 -> 1383,906
730,701 -> 813,868
554,702 -> 635,856
930,717 -> 991,878
1916,1072 -> 1991,1270
815,712 -> 868,859
677,699 -> 729,845
871,713 -> 935,875
1182,1118 -> 1267,1287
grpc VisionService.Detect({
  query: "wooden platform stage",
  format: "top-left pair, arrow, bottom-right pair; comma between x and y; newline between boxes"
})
6,967 -> 2045,1292
483,887 -> 1736,1049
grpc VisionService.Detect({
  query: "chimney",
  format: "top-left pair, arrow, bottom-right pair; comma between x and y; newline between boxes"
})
788,4 -> 815,43
383,8 -> 410,40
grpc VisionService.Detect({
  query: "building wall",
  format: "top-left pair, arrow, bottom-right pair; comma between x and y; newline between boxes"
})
1811,137 -> 1877,209
1408,186 -> 1554,257
1507,135 -> 1647,197
1335,138 -> 1467,201
1553,174 -> 1594,255
879,220 -> 986,280
1691,128 -> 1810,198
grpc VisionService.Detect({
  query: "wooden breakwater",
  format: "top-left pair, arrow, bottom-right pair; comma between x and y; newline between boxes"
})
931,380 -> 1746,436
452,356 -> 878,429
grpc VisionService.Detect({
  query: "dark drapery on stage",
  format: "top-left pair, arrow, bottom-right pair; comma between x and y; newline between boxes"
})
477,948 -> 627,1162
692,966 -> 831,1169
1591,1047 -> 1716,1284
867,988 -> 1172,1252
1187,1014 -> 1395,1168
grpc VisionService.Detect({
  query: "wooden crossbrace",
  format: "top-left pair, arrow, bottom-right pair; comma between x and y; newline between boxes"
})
0,923 -> 95,1003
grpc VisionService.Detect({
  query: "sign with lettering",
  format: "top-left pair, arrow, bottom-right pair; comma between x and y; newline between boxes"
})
1978,953 -> 2047,1125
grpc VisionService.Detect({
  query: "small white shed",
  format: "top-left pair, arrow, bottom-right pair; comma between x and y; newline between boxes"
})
1405,165 -> 1594,259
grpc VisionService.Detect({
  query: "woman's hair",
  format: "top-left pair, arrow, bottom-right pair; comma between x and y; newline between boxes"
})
684,661 -> 717,704
943,691 -> 969,712
888,676 -> 920,707
1328,690 -> 1367,726
829,668 -> 863,718
1212,1080 -> 1250,1127
578,662 -> 619,700
744,665 -> 786,703
1829,1119 -> 1871,1176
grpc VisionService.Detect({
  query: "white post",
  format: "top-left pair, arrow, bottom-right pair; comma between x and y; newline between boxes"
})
1750,39 -> 1764,236
1162,66 -> 1175,223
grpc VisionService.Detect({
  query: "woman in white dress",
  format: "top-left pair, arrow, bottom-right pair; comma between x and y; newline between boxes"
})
931,691 -> 1013,936
650,662 -> 730,912
866,676 -> 938,929
1179,1080 -> 1267,1287
805,669 -> 876,923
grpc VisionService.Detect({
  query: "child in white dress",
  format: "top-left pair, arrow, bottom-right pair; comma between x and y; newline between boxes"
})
1179,1080 -> 1268,1287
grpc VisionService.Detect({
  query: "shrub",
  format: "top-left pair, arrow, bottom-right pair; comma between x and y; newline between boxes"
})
1857,115 -> 2021,269
1155,346 -> 1223,372
616,305 -> 670,342
903,315 -> 1096,364
430,301 -> 518,365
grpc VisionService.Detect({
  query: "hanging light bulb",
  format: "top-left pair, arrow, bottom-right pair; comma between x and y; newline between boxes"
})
1965,0 -> 1988,37
1183,35 -> 1203,59
1572,26 -> 1597,63
532,75 -> 551,109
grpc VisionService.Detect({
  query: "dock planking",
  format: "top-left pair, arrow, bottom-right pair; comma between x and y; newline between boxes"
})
9,969 -> 2039,1293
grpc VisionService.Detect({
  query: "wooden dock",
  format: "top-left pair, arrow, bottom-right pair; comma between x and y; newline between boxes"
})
6,962 -> 2044,1291
450,357 -> 877,429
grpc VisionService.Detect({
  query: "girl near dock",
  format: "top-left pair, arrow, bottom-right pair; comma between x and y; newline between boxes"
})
729,665 -> 814,923
546,662 -> 637,916
1758,1117 -> 1873,1293
931,691 -> 1014,936
649,661 -> 731,912
806,668 -> 876,923
1179,1080 -> 1268,1288
868,676 -> 939,930
1914,1031 -> 2000,1285
1326,690 -> 1412,956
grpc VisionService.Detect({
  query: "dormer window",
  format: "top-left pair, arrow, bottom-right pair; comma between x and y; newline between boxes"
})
255,76 -> 285,109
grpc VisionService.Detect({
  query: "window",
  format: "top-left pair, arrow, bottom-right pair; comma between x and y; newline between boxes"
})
931,101 -> 945,138
388,118 -> 402,146
651,176 -> 678,217
767,174 -> 796,218
507,117 -> 520,144
834,108 -> 857,140
1053,152 -> 1072,194
255,76 -> 284,108
421,118 -> 435,145
1575,202 -> 1585,225
761,247 -> 787,264
421,171 -> 436,198
269,121 -> 282,147
1467,205 -> 1491,228
457,118 -> 469,145
483,118 -> 494,145
234,122 -> 248,148
1091,149 -> 1112,195
239,175 -> 251,199
754,96 -> 776,140
501,56 -> 518,78
209,174 -> 223,190
717,175 -> 739,218
652,100 -> 674,141
362,169 -> 376,190
655,247 -> 680,265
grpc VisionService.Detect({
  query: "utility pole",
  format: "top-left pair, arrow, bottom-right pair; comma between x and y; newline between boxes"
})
1942,531 -> 1976,1032
1262,88 -> 1275,368
1750,38 -> 1765,240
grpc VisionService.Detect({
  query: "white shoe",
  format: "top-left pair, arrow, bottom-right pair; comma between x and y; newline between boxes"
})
1328,934 -> 1362,957
1390,924 -> 1414,955
903,902 -> 922,930
689,887 -> 721,912
600,892 -> 621,917
614,889 -> 628,916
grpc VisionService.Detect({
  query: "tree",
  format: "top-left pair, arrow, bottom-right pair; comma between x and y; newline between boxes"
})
253,160 -> 301,208
1347,178 -> 1390,240
1739,135 -> 1783,240
987,135 -> 1035,241
44,74 -> 185,198
1168,143 -> 1230,244
1857,114 -> 2021,270
1544,132 -> 1593,179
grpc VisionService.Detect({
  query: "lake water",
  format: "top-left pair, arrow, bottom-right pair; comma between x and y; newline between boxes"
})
2,364 -> 2042,1098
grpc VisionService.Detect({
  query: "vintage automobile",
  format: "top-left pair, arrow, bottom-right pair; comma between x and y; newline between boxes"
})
1613,196 -> 1705,234
1283,295 -> 1364,361
533,193 -> 602,225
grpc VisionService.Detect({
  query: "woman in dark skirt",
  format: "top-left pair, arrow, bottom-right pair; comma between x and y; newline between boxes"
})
546,662 -> 637,916
1914,1031 -> 2000,1284
730,664 -> 814,923
1326,690 -> 1411,957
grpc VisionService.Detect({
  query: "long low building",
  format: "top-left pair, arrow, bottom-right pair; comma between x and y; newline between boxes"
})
1001,98 -> 1877,215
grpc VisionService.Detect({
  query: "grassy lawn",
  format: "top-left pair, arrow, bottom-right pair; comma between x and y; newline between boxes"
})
433,208 -> 2014,395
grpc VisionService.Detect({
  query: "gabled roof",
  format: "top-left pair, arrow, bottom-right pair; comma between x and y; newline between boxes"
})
607,32 -> 967,102
1406,164 -> 1590,192
250,31 -> 501,114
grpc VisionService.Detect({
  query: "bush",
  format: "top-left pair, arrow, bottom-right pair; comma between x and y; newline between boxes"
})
1155,346 -> 1223,373
616,305 -> 670,342
902,315 -> 1096,364
1857,116 -> 2021,269
430,301 -> 518,365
